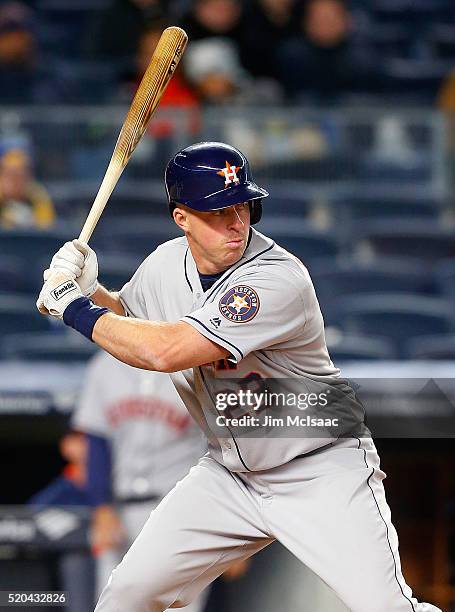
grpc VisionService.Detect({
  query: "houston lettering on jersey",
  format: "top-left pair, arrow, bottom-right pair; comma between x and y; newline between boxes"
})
107,397 -> 190,432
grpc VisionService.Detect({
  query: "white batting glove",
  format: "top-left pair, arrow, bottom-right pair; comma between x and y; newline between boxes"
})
36,271 -> 84,319
45,239 -> 99,297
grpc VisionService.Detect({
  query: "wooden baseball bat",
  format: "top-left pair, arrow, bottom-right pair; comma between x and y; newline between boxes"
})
78,26 -> 188,243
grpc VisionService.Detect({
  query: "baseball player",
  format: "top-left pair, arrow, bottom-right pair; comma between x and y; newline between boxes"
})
71,350 -> 208,611
37,142 -> 441,612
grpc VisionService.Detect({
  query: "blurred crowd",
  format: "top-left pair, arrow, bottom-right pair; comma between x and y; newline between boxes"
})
0,141 -> 54,228
0,0 -> 454,107
0,0 -> 455,370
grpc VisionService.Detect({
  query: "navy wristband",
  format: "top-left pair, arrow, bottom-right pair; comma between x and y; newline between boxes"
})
63,296 -> 109,341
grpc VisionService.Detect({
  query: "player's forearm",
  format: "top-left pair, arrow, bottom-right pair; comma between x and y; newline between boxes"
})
92,313 -> 180,371
92,314 -> 226,372
38,272 -> 227,369
91,284 -> 125,316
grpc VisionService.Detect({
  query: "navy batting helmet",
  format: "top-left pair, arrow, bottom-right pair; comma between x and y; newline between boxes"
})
165,142 -> 268,225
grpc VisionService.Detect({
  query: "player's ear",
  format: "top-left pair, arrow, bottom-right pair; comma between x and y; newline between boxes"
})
173,206 -> 190,232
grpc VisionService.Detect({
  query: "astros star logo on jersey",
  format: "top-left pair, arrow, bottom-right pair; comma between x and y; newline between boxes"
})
219,285 -> 260,323
217,161 -> 241,187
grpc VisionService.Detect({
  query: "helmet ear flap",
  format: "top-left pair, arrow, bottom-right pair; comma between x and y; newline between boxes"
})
249,200 -> 262,224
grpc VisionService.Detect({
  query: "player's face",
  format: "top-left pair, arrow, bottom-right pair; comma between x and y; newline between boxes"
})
174,202 -> 250,274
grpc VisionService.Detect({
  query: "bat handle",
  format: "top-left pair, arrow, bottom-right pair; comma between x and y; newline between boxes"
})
79,162 -> 123,243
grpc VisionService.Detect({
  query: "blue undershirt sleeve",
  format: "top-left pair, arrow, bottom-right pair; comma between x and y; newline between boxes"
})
86,433 -> 112,507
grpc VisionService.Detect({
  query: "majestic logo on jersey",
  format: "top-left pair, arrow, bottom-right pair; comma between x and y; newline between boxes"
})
210,316 -> 221,329
219,285 -> 260,323
217,161 -> 241,187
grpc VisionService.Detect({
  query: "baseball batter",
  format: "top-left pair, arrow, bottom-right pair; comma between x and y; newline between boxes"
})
37,142 -> 441,612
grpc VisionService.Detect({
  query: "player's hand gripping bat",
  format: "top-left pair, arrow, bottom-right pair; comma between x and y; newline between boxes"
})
79,26 -> 188,243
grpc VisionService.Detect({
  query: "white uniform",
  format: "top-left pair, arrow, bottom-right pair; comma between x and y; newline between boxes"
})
95,229 -> 441,612
72,352 -> 207,611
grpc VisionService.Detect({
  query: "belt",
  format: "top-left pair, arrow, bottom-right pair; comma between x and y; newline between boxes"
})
116,494 -> 161,504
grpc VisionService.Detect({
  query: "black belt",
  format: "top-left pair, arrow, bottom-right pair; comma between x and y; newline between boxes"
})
116,494 -> 161,504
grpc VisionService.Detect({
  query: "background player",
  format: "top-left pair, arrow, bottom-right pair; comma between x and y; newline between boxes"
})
37,142 -> 442,612
28,430 -> 94,612
72,350 -> 208,609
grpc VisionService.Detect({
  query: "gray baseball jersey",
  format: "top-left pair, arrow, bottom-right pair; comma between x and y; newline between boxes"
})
72,352 -> 206,500
95,229 -> 439,612
119,228 -> 365,473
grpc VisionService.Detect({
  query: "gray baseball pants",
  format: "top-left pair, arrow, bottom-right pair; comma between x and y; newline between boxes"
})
94,438 -> 441,612
95,501 -> 208,612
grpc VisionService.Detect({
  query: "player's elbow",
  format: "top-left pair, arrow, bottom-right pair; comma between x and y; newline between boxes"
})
140,345 -> 177,373
140,323 -> 194,372
152,352 -> 181,373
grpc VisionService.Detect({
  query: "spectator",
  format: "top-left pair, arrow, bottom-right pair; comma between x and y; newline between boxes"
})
0,2 -> 60,104
184,38 -> 247,105
86,0 -> 166,62
28,431 -> 90,507
71,352 -> 209,607
28,431 -> 95,612
0,145 -> 55,229
239,0 -> 301,81
276,0 -> 377,100
184,38 -> 280,106
179,0 -> 243,44
119,21 -> 200,136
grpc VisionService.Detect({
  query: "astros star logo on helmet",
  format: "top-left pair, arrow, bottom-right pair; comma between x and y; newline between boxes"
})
217,161 -> 241,187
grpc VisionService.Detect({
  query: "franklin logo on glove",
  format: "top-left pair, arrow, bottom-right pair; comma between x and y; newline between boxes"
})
52,281 -> 78,300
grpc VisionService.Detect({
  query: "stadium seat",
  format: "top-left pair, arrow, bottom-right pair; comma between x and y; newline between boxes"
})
266,197 -> 311,217
355,220 -> 455,263
97,253 -> 143,291
254,154 -> 360,182
434,258 -> 455,301
429,24 -> 455,59
36,0 -> 110,59
98,193 -> 169,217
0,294 -> 51,335
0,257 -> 31,294
406,334 -> 455,360
332,192 -> 440,232
95,216 -> 181,257
335,294 -> 454,357
311,257 -> 433,322
0,227 -> 71,263
326,331 -> 397,361
371,0 -> 455,25
380,59 -> 450,102
259,219 -> 339,263
358,152 -> 432,182
0,330 -> 97,362
369,24 -> 414,59
70,144 -> 114,181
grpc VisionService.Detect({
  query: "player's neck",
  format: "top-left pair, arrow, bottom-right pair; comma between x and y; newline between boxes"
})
195,261 -> 231,275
